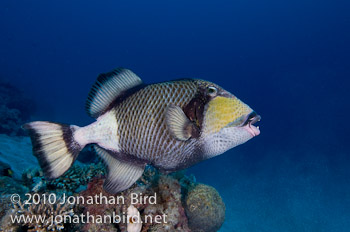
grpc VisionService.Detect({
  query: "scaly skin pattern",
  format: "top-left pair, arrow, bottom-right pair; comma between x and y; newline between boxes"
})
105,78 -> 255,172
112,80 -> 200,171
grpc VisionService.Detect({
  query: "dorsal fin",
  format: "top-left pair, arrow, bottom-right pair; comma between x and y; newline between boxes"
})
86,68 -> 143,118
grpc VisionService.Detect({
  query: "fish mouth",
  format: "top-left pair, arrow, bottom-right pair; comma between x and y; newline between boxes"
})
242,111 -> 261,137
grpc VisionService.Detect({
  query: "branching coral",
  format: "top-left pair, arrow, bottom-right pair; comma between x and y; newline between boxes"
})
47,163 -> 105,193
0,194 -> 74,232
22,163 -> 105,194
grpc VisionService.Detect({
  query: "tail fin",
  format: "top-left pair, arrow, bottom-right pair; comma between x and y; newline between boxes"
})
23,121 -> 84,179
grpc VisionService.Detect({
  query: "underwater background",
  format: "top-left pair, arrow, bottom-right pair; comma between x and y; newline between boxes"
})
0,0 -> 349,231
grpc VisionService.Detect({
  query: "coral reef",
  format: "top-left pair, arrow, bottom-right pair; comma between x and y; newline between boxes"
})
0,195 -> 12,225
76,167 -> 192,232
0,177 -> 29,229
0,81 -> 35,136
22,162 -> 106,194
0,163 -> 225,232
184,184 -> 226,232
0,176 -> 29,196
0,194 -> 74,232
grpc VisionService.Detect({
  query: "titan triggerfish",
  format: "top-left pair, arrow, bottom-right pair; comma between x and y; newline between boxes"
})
24,68 -> 261,193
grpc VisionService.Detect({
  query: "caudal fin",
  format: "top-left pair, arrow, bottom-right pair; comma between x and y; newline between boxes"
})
23,121 -> 83,179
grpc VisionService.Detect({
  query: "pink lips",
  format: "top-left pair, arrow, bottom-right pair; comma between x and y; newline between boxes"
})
245,124 -> 260,137
243,113 -> 261,137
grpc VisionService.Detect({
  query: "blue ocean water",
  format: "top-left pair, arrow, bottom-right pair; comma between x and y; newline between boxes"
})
1,0 -> 349,231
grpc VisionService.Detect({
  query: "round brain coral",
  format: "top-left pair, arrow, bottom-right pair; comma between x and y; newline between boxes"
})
184,184 -> 225,232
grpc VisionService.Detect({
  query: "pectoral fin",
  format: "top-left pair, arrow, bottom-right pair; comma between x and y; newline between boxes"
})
94,146 -> 145,194
165,105 -> 200,141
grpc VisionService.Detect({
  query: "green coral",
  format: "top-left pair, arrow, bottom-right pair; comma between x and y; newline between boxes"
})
22,162 -> 105,194
47,163 -> 105,193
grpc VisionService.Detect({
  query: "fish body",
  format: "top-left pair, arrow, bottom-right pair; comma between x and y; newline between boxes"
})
24,68 -> 261,193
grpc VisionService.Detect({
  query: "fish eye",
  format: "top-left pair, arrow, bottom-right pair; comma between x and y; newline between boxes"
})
207,86 -> 217,96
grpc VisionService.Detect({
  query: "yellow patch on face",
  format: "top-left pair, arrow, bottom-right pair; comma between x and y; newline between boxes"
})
204,96 -> 252,134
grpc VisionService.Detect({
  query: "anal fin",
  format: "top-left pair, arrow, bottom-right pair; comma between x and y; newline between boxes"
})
94,146 -> 145,194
